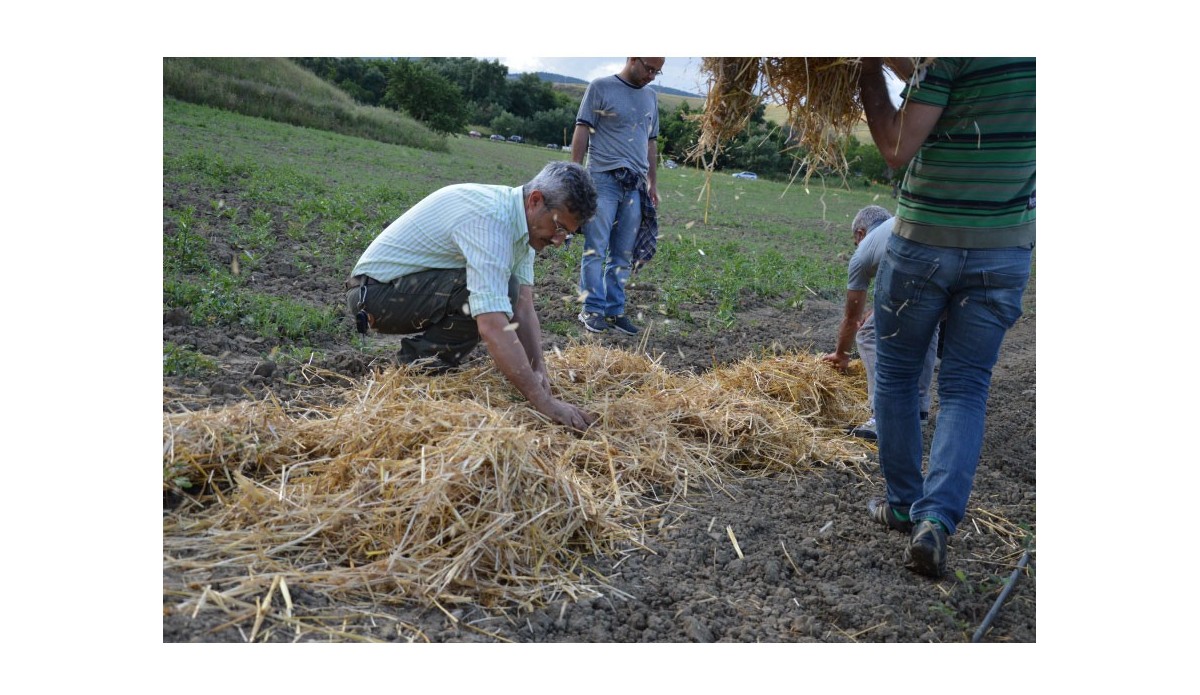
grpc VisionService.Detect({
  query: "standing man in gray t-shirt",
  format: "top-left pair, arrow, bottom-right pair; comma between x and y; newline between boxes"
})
572,57 -> 663,336
821,205 -> 939,440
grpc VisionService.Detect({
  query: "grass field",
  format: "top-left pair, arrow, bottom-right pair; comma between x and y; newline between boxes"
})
164,95 -> 900,357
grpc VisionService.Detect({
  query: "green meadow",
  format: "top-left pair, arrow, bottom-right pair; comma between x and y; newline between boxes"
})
163,60 -> 903,357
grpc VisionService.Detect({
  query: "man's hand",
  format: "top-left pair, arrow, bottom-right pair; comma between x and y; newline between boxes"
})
542,399 -> 597,432
859,57 -> 883,73
821,352 -> 851,373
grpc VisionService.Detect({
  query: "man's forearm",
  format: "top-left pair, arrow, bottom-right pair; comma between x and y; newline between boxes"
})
512,286 -> 544,370
858,58 -> 944,170
834,319 -> 858,357
570,124 -> 590,165
834,290 -> 866,356
647,139 -> 658,189
859,60 -> 904,167
478,312 -> 551,408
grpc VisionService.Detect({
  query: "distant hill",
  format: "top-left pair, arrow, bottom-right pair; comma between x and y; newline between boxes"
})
651,84 -> 703,98
519,71 -> 587,86
510,71 -> 702,98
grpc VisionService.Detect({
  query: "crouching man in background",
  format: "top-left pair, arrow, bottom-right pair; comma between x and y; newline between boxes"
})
346,161 -> 599,432
821,205 -> 939,441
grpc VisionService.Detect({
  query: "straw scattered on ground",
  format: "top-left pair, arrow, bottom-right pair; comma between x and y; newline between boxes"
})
163,345 -> 874,637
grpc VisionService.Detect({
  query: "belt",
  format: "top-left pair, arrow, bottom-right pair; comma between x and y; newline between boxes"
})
345,274 -> 388,290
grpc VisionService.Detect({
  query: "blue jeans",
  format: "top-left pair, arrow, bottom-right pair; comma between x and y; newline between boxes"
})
580,170 -> 641,317
873,234 -> 1032,534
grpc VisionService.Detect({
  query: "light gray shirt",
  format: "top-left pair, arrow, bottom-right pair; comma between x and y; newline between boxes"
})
352,184 -> 534,318
847,217 -> 894,292
575,75 -> 659,176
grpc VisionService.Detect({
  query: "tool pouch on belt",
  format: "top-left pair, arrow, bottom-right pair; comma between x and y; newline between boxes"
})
350,275 -> 372,335
355,306 -> 370,334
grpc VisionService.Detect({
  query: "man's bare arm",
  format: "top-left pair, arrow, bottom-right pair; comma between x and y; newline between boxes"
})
821,289 -> 867,372
477,311 -> 595,432
570,124 -> 590,166
859,58 -> 944,170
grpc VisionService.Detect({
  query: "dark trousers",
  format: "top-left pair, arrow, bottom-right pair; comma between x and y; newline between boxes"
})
346,269 -> 519,366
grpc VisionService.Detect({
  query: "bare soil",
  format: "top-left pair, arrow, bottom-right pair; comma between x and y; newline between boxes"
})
163,231 -> 1035,643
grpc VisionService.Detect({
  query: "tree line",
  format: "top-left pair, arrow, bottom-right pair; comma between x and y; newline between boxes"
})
294,57 -> 573,144
294,57 -> 891,184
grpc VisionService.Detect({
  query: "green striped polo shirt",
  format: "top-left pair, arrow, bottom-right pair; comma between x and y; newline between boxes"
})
352,184 -> 534,318
895,57 -> 1036,248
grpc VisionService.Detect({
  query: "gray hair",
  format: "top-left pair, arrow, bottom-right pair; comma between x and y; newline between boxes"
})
524,161 -> 597,223
851,205 -> 892,234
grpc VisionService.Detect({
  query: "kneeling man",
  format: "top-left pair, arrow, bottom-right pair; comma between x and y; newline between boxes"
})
347,161 -> 598,431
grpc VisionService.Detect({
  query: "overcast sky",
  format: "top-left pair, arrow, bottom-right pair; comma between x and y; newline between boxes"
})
493,57 -> 707,95
493,57 -> 905,103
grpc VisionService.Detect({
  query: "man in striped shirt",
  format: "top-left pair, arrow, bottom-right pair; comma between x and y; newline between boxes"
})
347,161 -> 599,432
858,58 -> 1035,578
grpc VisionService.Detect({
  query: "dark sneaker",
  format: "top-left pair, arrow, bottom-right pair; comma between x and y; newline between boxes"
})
903,519 -> 948,578
867,498 -> 913,533
607,314 -> 640,336
850,417 -> 877,441
578,311 -> 608,333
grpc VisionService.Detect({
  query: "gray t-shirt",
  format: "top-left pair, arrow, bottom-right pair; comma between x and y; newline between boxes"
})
576,75 -> 659,176
847,217 -> 894,292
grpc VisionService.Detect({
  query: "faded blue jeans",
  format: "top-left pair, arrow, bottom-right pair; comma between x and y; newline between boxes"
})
874,234 -> 1032,534
580,170 -> 642,317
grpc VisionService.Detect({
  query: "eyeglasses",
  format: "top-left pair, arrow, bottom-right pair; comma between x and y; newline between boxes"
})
551,216 -> 574,241
636,58 -> 664,77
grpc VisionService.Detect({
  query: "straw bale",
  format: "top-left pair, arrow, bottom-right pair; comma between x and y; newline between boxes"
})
694,57 -> 933,183
693,58 -> 763,165
164,344 -> 873,620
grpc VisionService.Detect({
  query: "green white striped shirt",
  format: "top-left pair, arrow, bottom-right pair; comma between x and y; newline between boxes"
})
352,184 -> 534,318
896,57 -> 1036,248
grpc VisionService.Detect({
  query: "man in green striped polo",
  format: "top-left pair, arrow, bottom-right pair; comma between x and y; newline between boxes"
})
347,161 -> 598,432
858,58 -> 1035,578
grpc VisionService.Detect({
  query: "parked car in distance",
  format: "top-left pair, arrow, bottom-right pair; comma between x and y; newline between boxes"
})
546,143 -> 559,150
509,135 -> 523,143
489,134 -> 505,142
468,130 -> 482,138
732,171 -> 758,180
663,159 -> 678,169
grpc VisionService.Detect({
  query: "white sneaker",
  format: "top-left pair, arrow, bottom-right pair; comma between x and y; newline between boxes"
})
850,417 -> 877,441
